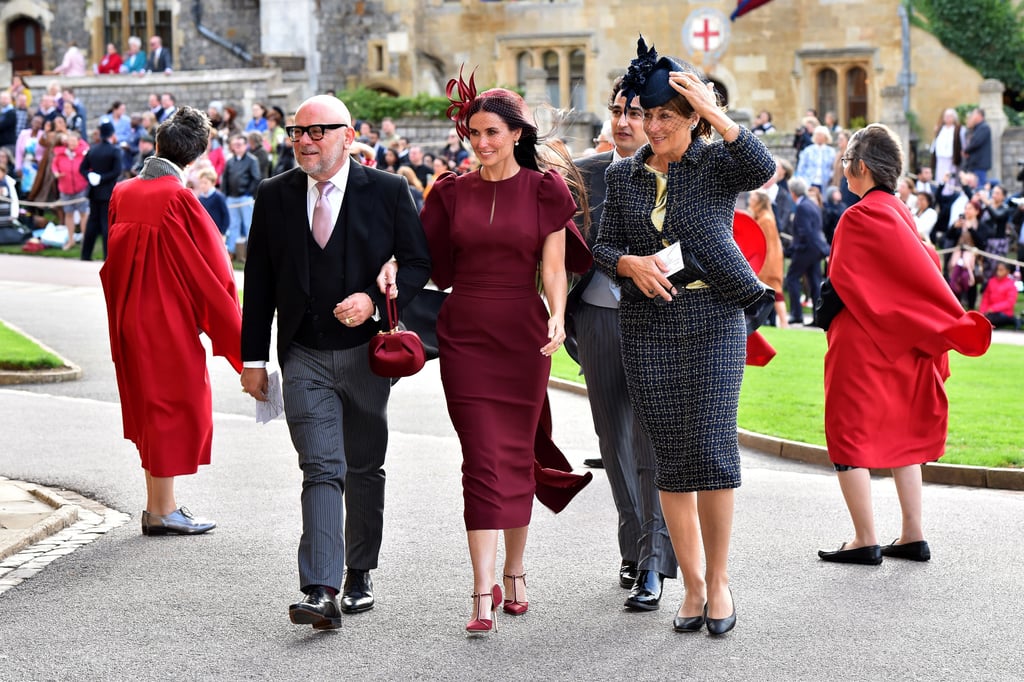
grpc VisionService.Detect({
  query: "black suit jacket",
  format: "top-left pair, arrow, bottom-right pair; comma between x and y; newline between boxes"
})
241,162 -> 431,365
0,107 -> 16,149
963,120 -> 992,172
790,196 -> 829,257
79,141 -> 123,201
147,48 -> 172,72
564,151 -> 613,362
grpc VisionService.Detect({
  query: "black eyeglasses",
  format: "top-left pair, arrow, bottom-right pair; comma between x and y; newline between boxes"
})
841,156 -> 854,168
285,123 -> 348,142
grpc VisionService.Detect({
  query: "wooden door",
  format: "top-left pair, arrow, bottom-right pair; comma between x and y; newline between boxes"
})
8,18 -> 43,74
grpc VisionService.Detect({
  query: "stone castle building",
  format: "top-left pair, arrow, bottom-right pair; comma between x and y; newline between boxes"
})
0,0 -> 995,164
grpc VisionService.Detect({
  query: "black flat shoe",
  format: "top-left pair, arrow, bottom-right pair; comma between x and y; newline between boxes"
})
624,570 -> 666,611
818,542 -> 883,565
289,586 -> 341,630
341,569 -> 374,614
672,602 -> 706,633
880,539 -> 931,561
583,458 -> 604,469
705,590 -> 736,636
141,507 -> 215,536
619,560 -> 638,589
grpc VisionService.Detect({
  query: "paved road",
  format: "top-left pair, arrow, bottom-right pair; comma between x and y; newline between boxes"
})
1,255 -> 1022,681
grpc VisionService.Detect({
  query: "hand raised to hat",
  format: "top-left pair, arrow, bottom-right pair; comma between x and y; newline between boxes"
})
668,71 -> 739,141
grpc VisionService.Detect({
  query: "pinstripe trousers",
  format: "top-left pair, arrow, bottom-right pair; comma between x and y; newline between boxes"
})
282,342 -> 391,592
574,302 -> 676,577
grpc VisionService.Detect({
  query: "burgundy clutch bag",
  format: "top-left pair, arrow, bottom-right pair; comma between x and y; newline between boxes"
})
367,285 -> 426,378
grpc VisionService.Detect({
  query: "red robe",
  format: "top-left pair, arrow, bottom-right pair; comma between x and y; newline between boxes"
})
101,175 -> 243,477
824,188 -> 991,468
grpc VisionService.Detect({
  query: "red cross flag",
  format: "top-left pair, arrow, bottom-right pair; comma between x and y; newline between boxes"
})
688,13 -> 725,53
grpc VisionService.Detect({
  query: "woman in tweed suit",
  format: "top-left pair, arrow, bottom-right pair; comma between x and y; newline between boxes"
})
592,38 -> 775,636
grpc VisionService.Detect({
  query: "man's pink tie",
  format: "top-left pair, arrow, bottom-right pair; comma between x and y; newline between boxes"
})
312,181 -> 334,248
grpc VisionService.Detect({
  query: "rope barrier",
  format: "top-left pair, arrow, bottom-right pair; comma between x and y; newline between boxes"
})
934,245 -> 1023,269
0,195 -> 87,209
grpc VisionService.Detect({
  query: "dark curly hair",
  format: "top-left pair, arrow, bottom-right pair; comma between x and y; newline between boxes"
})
155,106 -> 212,168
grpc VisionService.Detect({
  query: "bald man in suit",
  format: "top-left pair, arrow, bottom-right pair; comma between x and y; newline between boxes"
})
242,95 -> 430,629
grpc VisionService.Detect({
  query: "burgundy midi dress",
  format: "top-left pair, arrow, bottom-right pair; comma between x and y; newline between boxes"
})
421,169 -> 591,530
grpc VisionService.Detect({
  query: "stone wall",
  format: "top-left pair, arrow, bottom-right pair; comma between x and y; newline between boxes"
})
178,0 -> 263,70
1002,128 -> 1024,194
21,69 -> 301,133
316,1 -> 403,94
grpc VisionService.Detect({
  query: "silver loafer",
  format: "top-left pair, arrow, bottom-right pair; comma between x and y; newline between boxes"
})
141,507 -> 216,536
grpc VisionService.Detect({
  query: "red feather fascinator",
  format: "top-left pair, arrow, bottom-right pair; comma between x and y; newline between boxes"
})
445,65 -> 478,140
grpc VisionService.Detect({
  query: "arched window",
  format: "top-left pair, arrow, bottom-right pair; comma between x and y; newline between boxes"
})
543,50 -> 560,107
816,68 -> 838,122
569,49 -> 586,110
516,51 -> 532,91
846,67 -> 868,124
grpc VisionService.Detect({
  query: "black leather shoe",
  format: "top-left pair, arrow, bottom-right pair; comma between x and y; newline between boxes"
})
289,586 -> 341,630
341,569 -> 374,614
880,539 -> 931,561
705,590 -> 736,636
673,603 -> 706,633
141,507 -> 215,536
583,458 -> 604,469
619,560 -> 638,589
624,570 -> 665,611
818,542 -> 883,565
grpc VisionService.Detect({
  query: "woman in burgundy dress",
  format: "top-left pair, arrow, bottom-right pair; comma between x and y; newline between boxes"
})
420,78 -> 591,635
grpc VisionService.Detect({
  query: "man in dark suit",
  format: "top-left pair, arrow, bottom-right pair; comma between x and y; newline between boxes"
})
78,122 -> 123,261
784,177 -> 829,324
0,92 -> 16,156
241,95 -> 430,630
147,35 -> 172,73
962,108 -> 992,189
565,78 -> 676,611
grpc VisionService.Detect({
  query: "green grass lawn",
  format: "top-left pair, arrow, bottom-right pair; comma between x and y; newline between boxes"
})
0,242 -> 98,259
552,327 -> 1024,469
0,321 -> 65,370
0,243 -> 247,269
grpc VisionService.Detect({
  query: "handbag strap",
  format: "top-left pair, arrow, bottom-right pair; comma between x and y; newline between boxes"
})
384,284 -> 399,331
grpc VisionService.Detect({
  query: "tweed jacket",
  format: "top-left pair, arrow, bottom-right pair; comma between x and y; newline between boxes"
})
592,127 -> 775,308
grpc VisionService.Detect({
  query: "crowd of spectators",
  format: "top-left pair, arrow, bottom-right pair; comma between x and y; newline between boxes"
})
0,74 -> 481,261
748,107 -> 1022,330
13,63 -> 1017,327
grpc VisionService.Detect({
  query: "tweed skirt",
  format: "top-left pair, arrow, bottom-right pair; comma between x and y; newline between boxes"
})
619,287 -> 746,492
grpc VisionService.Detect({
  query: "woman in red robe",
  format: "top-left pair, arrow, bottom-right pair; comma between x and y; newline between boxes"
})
816,124 -> 991,566
101,107 -> 243,536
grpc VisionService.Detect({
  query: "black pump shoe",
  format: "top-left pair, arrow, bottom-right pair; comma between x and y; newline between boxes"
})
880,539 -> 931,561
818,542 -> 883,565
672,603 -> 706,633
705,590 -> 736,636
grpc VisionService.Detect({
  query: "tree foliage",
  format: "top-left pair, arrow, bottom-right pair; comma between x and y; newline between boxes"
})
909,0 -> 1024,93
